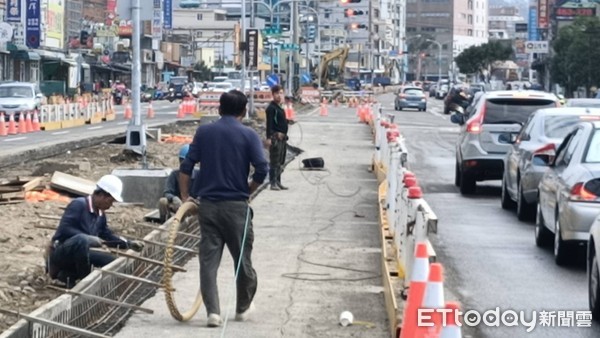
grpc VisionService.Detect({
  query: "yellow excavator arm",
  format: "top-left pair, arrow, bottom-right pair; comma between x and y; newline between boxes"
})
317,47 -> 350,88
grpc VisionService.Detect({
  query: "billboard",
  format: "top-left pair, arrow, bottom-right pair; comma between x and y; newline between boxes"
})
553,1 -> 599,20
528,7 -> 538,41
46,0 -> 64,49
6,0 -> 21,23
26,0 -> 40,49
538,0 -> 548,29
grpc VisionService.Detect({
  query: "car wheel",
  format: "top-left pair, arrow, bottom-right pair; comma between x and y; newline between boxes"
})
535,202 -> 552,247
590,252 -> 600,319
454,162 -> 461,187
554,214 -> 571,266
517,181 -> 536,221
398,107 -> 403,111
501,177 -> 516,210
459,170 -> 476,195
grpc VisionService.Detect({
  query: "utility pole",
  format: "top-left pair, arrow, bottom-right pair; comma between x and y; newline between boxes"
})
249,0 -> 255,118
368,0 -> 373,86
125,0 -> 146,157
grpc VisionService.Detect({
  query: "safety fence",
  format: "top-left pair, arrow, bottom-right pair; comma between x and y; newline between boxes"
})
38,98 -> 116,131
370,107 -> 460,337
196,91 -> 273,118
0,213 -> 200,338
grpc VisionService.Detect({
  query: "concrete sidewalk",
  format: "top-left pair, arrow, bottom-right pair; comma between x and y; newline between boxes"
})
115,104 -> 389,338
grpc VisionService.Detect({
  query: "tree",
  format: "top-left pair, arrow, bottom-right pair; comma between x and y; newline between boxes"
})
551,16 -> 600,97
454,41 -> 512,81
193,61 -> 212,82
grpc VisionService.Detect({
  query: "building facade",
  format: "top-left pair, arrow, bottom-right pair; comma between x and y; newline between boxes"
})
406,0 -> 488,81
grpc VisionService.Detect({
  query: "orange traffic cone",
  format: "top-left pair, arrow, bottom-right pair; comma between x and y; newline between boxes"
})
18,113 -> 27,134
400,242 -> 430,338
177,102 -> 185,118
414,263 -> 445,338
124,104 -> 132,119
25,112 -> 33,133
32,111 -> 40,132
440,302 -> 462,338
7,113 -> 16,135
0,113 -> 7,136
320,97 -> 328,117
285,102 -> 296,120
187,98 -> 195,114
147,101 -> 155,119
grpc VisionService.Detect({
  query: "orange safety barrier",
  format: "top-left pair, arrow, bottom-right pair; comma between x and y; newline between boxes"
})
25,189 -> 71,203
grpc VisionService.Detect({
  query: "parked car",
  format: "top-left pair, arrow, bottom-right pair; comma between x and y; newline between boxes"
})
535,121 -> 600,265
435,83 -> 449,99
394,86 -> 427,111
0,82 -> 43,122
212,82 -> 234,93
502,108 -> 600,221
428,84 -> 437,97
450,90 -> 560,195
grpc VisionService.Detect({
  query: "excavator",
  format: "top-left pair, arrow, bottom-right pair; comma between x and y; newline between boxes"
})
314,47 -> 350,89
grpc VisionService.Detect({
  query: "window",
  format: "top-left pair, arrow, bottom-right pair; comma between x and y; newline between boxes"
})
468,15 -> 472,24
468,29 -> 473,36
544,115 -> 582,139
197,14 -> 203,20
563,128 -> 584,165
585,129 -> 600,163
483,99 -> 557,125
468,0 -> 473,9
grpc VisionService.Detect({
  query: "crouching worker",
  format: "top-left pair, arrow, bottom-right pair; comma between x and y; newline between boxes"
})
158,144 -> 199,222
46,175 -> 144,288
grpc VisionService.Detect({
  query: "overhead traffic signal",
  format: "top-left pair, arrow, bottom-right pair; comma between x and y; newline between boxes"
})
344,9 -> 364,17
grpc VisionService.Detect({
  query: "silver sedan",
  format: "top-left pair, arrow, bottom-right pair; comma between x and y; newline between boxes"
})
588,217 -> 600,319
502,108 -> 600,221
535,121 -> 600,265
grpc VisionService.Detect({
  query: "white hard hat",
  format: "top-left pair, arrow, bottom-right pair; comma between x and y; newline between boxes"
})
96,175 -> 123,202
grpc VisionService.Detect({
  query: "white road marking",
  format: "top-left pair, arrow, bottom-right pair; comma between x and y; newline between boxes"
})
3,136 -> 27,142
117,121 -> 129,125
87,126 -> 103,130
51,131 -> 70,135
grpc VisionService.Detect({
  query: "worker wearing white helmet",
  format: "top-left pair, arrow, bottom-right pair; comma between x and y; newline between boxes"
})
45,175 -> 144,288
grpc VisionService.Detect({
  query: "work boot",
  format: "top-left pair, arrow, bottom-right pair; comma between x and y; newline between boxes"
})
277,181 -> 288,190
207,313 -> 222,327
270,184 -> 281,191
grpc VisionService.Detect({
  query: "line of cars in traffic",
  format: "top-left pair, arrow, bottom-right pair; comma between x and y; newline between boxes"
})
448,90 -> 600,319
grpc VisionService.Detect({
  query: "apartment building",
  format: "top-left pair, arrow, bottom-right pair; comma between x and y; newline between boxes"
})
406,0 -> 488,81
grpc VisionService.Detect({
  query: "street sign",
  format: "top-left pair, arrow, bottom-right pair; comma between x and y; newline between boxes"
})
302,73 -> 311,84
267,74 -> 279,87
525,40 -> 548,54
262,28 -> 282,37
6,0 -> 21,23
25,0 -> 40,49
245,29 -> 259,70
281,43 -> 299,51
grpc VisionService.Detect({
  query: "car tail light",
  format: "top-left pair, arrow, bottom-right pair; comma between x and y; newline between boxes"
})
466,104 -> 485,134
570,182 -> 599,201
532,143 -> 556,157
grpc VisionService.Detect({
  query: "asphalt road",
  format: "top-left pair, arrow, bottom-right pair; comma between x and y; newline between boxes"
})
379,92 -> 600,337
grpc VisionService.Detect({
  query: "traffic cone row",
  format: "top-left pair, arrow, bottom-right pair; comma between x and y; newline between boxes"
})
0,111 -> 42,136
177,102 -> 186,118
399,242 -> 462,338
358,102 -> 373,124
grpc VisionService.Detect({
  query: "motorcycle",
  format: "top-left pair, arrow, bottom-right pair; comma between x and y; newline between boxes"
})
112,90 -> 124,105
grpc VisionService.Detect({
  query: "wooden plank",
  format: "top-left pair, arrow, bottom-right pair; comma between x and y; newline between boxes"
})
22,177 -> 43,192
0,186 -> 21,193
37,214 -> 62,221
0,191 -> 24,199
50,171 -> 95,197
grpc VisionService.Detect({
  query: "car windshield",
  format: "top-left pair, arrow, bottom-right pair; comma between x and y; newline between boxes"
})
585,129 -> 600,163
404,88 -> 423,95
483,99 -> 556,125
544,115 -> 583,139
0,86 -> 33,98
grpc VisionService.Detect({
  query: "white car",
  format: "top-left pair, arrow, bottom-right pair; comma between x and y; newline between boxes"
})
212,82 -> 234,93
0,82 -> 44,122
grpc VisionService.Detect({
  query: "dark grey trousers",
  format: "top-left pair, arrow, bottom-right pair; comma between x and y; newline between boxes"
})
269,138 -> 287,184
198,200 -> 257,315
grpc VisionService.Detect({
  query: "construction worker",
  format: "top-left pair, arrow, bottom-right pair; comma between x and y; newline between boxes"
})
265,84 -> 289,191
179,90 -> 268,328
45,175 -> 145,288
158,144 -> 199,223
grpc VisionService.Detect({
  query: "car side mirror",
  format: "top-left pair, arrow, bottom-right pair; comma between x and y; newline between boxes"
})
450,113 -> 465,125
532,154 -> 554,167
498,133 -> 517,144
36,93 -> 43,99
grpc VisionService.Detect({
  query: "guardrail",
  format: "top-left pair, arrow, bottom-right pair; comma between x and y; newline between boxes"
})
371,107 -> 441,337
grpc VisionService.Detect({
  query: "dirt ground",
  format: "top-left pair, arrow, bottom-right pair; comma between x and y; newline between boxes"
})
0,118 -> 267,333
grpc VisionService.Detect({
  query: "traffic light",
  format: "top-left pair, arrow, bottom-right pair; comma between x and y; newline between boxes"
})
348,23 -> 367,30
80,30 -> 89,45
344,9 -> 365,17
307,25 -> 316,42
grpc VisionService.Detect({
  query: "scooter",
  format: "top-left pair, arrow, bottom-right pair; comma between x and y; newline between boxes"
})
112,90 -> 124,105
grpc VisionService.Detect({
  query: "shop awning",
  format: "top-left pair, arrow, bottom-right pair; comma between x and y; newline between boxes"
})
11,50 -> 41,61
111,63 -> 131,73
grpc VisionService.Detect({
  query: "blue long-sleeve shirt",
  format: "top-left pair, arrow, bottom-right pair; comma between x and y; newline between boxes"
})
180,115 -> 269,201
51,196 -> 129,248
